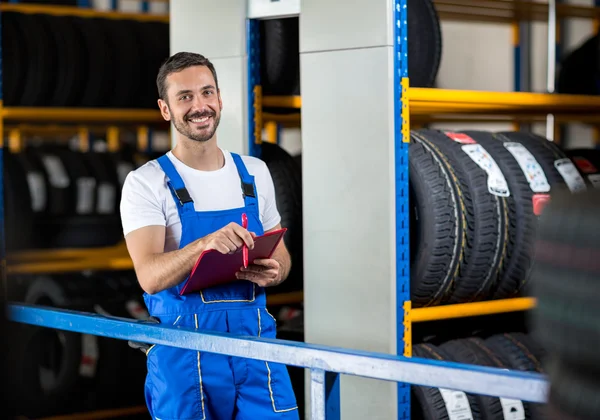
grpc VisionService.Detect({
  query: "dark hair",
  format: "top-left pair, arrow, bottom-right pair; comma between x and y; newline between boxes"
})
156,52 -> 219,101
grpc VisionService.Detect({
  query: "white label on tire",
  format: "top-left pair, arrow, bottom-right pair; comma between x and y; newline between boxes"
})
500,398 -> 525,420
41,155 -> 70,189
76,177 -> 96,214
461,144 -> 510,197
117,162 -> 135,187
97,182 -> 116,214
555,158 -> 587,193
503,142 -> 550,193
26,172 -> 47,212
588,174 -> 600,189
79,333 -> 99,378
439,389 -> 474,420
126,300 -> 150,320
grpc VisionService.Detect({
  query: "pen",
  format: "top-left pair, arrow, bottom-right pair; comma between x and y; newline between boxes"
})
242,213 -> 248,268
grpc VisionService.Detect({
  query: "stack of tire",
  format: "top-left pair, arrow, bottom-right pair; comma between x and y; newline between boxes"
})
411,332 -> 547,419
5,270 -> 149,418
3,143 -> 139,252
409,129 -> 590,308
2,11 -> 169,108
259,0 -> 442,101
528,184 -> 600,419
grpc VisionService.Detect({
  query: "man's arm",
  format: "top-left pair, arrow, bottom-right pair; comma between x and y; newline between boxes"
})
126,222 -> 256,295
236,223 -> 291,287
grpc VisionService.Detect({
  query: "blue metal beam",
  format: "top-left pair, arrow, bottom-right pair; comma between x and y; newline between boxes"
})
7,303 -> 549,404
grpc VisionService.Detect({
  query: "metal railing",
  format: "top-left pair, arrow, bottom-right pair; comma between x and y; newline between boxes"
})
6,303 -> 549,419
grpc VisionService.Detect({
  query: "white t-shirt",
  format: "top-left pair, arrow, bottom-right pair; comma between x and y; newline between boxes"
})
120,148 -> 281,252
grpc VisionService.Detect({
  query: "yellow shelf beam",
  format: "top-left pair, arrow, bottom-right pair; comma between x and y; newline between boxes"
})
434,0 -> 600,24
262,96 -> 302,109
410,88 -> 600,115
411,297 -> 537,323
2,107 -> 166,124
263,89 -> 600,122
0,3 -> 169,23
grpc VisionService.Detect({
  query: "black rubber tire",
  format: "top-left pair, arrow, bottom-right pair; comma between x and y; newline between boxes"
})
409,132 -> 467,307
2,12 -> 27,106
485,333 -> 546,374
556,34 -> 600,96
24,146 -> 72,216
414,129 -> 509,305
411,343 -> 482,420
485,333 -> 548,419
102,18 -> 144,108
528,187 -> 600,368
5,275 -> 94,417
15,152 -> 48,215
441,338 -> 529,420
131,20 -> 170,108
565,148 -> 600,189
74,17 -> 115,107
260,142 -> 304,293
83,151 -> 120,216
44,15 -> 88,106
3,150 -> 34,252
56,148 -> 99,216
81,272 -> 148,410
460,131 -> 537,299
260,17 -> 300,96
16,13 -> 57,106
408,0 -> 443,88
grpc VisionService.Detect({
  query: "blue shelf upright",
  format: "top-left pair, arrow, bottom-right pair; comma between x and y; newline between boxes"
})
394,0 -> 411,417
246,18 -> 262,159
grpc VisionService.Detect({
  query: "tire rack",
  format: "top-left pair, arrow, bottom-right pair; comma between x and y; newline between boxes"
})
251,0 -> 600,418
0,1 -> 304,305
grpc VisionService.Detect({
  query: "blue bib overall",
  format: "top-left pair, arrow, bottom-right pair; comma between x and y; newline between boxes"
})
143,153 -> 299,420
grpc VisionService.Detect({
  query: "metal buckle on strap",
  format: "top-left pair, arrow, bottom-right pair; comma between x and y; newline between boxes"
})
174,187 -> 193,205
242,182 -> 256,198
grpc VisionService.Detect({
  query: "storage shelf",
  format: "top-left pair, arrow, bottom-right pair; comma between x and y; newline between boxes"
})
7,245 -> 304,306
264,89 -> 600,119
1,107 -> 166,124
0,3 -> 169,23
433,0 -> 600,24
411,297 -> 537,323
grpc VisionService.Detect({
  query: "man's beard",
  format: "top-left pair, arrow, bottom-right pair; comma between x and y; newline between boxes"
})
172,109 -> 220,143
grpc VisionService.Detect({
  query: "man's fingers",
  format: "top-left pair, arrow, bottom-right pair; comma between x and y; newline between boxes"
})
228,223 -> 255,249
253,258 -> 278,268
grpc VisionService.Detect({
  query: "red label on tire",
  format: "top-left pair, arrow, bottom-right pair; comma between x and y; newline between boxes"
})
445,131 -> 477,144
533,194 -> 551,216
572,157 -> 598,174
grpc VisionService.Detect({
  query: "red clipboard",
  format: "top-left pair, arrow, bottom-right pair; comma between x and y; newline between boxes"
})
179,228 -> 287,295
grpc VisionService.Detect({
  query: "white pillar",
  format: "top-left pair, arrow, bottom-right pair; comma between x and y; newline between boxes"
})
169,0 -> 248,154
300,0 -> 402,418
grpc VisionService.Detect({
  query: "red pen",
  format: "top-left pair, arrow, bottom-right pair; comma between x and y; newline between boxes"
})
242,213 -> 248,268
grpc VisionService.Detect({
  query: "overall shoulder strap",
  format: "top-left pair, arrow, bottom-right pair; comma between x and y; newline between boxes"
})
156,154 -> 195,214
230,153 -> 258,208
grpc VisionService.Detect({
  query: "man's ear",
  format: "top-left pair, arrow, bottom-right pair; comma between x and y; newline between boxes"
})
158,99 -> 171,121
218,90 -> 223,111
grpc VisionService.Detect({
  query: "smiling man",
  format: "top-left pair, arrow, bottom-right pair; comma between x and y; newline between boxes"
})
120,52 -> 299,420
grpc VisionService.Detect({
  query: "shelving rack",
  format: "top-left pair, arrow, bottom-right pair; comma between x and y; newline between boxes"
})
0,1 -> 305,311
2,0 -> 599,418
251,0 -> 600,418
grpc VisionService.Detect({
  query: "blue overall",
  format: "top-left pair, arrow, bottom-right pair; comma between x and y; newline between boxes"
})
143,153 -> 299,420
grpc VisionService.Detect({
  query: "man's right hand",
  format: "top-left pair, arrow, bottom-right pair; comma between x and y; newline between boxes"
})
198,222 -> 255,255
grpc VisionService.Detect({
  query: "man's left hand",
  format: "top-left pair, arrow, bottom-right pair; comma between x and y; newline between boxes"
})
236,258 -> 283,287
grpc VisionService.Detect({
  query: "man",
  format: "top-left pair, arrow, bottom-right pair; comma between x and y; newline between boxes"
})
120,52 -> 299,420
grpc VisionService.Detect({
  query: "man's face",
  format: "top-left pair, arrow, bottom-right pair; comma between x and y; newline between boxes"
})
160,65 -> 222,143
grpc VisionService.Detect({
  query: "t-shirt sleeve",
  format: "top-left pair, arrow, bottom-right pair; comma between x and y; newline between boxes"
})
259,162 -> 282,232
119,167 -> 167,236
